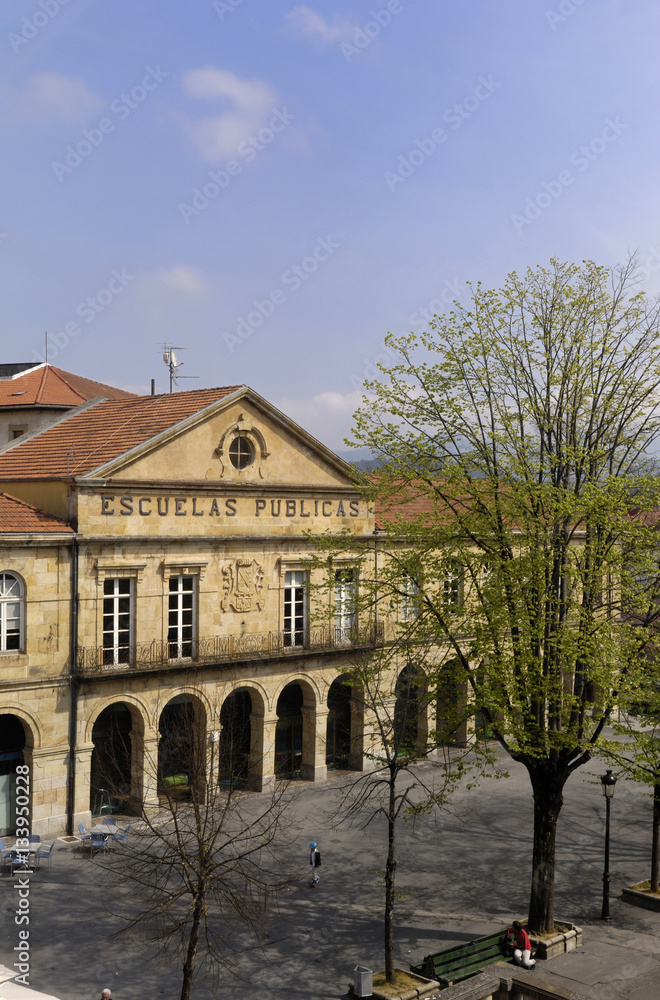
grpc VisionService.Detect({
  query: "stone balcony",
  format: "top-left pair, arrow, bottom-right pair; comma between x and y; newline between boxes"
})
76,621 -> 386,677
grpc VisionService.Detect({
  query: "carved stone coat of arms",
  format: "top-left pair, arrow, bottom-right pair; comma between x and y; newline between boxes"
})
221,559 -> 265,613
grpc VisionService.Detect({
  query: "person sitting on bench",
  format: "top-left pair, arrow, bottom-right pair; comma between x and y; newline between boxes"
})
506,921 -> 535,969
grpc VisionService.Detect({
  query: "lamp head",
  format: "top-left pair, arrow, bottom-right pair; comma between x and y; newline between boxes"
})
601,769 -> 617,799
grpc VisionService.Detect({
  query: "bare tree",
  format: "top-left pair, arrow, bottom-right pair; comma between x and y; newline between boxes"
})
326,641 -> 489,984
95,694 -> 295,1000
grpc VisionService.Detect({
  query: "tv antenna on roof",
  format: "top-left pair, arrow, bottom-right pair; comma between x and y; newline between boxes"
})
160,344 -> 200,393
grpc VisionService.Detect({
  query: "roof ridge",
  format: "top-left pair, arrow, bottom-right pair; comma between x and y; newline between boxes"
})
34,364 -> 50,404
47,365 -> 86,402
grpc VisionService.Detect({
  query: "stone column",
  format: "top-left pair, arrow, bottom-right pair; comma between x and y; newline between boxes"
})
300,705 -> 328,783
72,740 -> 94,831
248,711 -> 278,792
30,744 -> 71,837
133,731 -> 160,815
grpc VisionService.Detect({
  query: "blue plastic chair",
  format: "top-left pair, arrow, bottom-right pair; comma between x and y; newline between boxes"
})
27,834 -> 40,844
0,840 -> 13,869
113,824 -> 131,844
78,822 -> 93,854
89,832 -> 109,857
35,841 -> 55,870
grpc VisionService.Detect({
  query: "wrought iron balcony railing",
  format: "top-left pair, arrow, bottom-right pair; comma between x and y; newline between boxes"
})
76,622 -> 385,676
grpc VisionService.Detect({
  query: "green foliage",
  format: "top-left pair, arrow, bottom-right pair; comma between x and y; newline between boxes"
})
346,258 -> 660,771
330,257 -> 660,930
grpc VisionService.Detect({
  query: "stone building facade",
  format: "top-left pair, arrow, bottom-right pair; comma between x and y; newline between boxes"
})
0,383 -> 442,837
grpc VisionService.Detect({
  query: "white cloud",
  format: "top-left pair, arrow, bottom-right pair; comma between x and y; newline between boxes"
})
152,265 -> 209,296
285,6 -> 353,43
180,67 -> 277,162
274,390 -> 363,451
5,72 -> 103,122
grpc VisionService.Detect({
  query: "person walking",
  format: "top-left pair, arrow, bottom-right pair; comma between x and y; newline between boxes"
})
309,841 -> 321,886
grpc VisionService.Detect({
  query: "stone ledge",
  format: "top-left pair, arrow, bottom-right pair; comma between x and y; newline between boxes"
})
528,921 -> 582,960
349,968 -> 440,1000
621,881 -> 660,912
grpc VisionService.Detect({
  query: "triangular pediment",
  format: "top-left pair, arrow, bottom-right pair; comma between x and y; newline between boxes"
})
82,388 -> 357,489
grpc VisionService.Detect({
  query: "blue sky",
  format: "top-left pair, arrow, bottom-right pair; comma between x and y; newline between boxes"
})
1,0 -> 658,451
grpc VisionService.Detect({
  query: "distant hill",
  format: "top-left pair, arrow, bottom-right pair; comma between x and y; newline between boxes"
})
335,449 -> 384,472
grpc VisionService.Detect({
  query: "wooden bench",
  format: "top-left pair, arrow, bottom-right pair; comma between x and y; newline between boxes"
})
410,928 -> 518,987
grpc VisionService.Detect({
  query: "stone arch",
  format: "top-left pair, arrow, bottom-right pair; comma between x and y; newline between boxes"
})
394,662 -> 426,755
83,694 -> 148,746
271,673 -> 321,708
273,676 -> 322,781
325,675 -> 353,770
157,692 -> 208,799
218,687 -> 254,787
0,704 -> 41,749
435,657 -> 468,747
0,712 -> 29,837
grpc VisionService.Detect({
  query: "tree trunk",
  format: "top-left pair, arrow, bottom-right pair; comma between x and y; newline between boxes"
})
651,783 -> 660,894
527,765 -> 566,934
384,777 -> 396,983
180,891 -> 205,1000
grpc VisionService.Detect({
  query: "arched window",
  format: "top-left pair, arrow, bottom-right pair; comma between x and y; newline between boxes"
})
0,573 -> 23,652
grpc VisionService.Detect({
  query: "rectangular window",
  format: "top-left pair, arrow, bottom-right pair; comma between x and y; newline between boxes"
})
284,571 -> 307,647
102,578 -> 132,665
401,576 -> 420,620
168,575 -> 195,659
334,569 -> 356,643
444,562 -> 462,607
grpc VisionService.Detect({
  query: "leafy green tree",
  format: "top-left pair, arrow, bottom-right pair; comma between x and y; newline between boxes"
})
346,257 -> 660,933
601,670 -> 660,893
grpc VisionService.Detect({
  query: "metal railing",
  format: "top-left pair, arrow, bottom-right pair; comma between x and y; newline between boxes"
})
77,622 -> 385,676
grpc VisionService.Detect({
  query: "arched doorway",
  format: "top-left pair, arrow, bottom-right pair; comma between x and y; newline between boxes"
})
219,689 -> 251,788
0,714 -> 25,837
394,664 -> 420,755
158,695 -> 200,796
275,683 -> 303,778
326,679 -> 351,769
90,703 -> 133,817
436,659 -> 467,746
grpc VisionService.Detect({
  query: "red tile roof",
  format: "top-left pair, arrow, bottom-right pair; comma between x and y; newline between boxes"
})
0,364 -> 136,409
0,386 -> 244,479
0,492 -> 74,533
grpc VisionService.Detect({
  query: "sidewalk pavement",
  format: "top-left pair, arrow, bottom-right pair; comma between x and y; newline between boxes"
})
1,745 -> 659,999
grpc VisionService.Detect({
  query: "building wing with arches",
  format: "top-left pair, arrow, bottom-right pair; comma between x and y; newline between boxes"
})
0,383 -> 428,837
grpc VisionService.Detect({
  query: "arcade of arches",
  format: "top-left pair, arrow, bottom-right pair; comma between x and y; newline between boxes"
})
0,658 -> 470,837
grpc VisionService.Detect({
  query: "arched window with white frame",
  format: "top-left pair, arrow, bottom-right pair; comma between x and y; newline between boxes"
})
0,572 -> 23,652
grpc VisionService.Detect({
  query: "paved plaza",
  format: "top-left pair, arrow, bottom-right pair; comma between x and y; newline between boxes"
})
1,741 -> 660,1000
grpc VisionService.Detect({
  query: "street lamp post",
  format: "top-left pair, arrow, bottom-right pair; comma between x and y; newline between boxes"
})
600,769 -> 617,920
